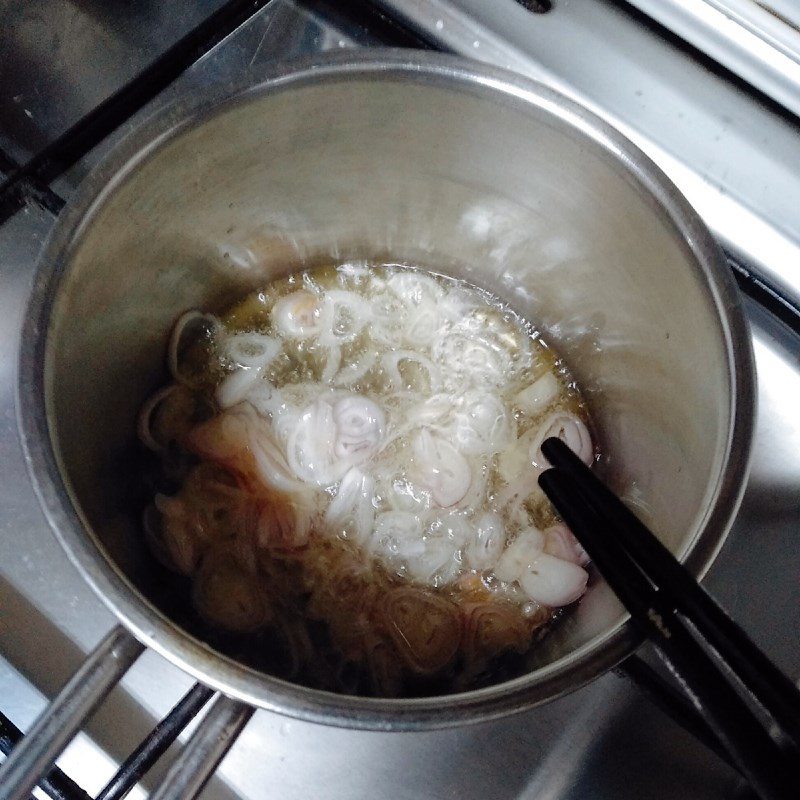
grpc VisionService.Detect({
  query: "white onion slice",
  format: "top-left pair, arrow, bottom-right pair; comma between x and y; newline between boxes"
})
272,290 -> 322,338
453,392 -> 512,455
286,400 -> 341,485
494,527 -> 545,583
386,271 -> 444,304
438,288 -> 481,322
431,330 -> 507,389
318,290 -> 371,346
529,411 -> 594,471
411,429 -> 472,507
337,262 -> 370,279
249,425 -> 305,494
371,511 -> 425,561
544,523 -> 590,566
320,345 -> 342,384
381,350 -> 441,393
324,467 -> 376,546
332,395 -> 385,460
405,537 -> 461,586
223,333 -> 280,370
467,512 -> 506,570
246,382 -> 285,418
517,554 -> 588,606
334,351 -> 377,387
216,367 -> 263,409
403,303 -> 441,347
515,372 -> 559,415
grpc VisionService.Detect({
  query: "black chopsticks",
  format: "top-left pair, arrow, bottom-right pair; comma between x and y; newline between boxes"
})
538,437 -> 800,800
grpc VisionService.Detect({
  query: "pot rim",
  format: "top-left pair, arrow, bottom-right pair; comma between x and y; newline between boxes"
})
16,49 -> 756,731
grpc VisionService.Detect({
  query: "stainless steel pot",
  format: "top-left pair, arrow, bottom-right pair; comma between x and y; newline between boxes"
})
17,51 -> 755,730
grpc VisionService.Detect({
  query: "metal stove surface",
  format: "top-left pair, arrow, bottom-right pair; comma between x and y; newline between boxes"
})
1,2 -> 799,798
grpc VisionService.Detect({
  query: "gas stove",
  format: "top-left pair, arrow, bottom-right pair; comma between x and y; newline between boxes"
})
1,2 -> 799,798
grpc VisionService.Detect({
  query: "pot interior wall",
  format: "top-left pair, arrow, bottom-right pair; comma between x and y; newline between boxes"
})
44,73 -> 733,681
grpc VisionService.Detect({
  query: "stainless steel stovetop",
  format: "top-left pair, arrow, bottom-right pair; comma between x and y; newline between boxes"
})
1,2 -> 799,798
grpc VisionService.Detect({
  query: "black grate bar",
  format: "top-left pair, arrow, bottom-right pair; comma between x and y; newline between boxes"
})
0,147 -> 19,176
96,683 -> 214,800
0,628 -> 144,800
0,0 -> 275,224
148,697 -> 253,800
0,711 -> 92,800
0,146 -> 66,217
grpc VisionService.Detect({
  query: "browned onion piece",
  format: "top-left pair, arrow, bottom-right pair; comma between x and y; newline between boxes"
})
192,553 -> 272,633
382,587 -> 460,675
254,491 -> 313,552
187,409 -> 249,464
462,601 -> 529,660
274,616 -> 315,679
365,635 -> 404,697
152,495 -> 201,575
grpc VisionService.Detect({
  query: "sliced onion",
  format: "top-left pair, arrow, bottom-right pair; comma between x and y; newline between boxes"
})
256,492 -> 314,550
431,510 -> 473,548
318,289 -> 371,346
192,553 -> 270,632
452,392 -> 513,455
285,399 -> 354,486
403,302 -> 441,348
151,494 -> 199,576
431,330 -> 507,389
494,527 -> 545,583
496,426 -> 538,486
285,400 -> 336,484
366,289 -> 407,346
462,601 -> 529,660
325,467 -> 364,525
404,537 -> 461,586
365,636 -> 404,697
216,367 -> 263,409
543,523 -> 590,566
168,310 -> 219,385
438,287 -> 481,323
246,382 -> 285,419
332,394 -> 384,460
515,371 -> 559,415
333,351 -> 377,387
324,467 -> 376,546
188,405 -> 303,493
274,617 -> 315,679
249,425 -> 305,494
382,587 -> 460,674
137,384 -> 177,451
381,350 -> 441,393
337,261 -> 370,280
223,332 -> 280,370
517,553 -> 588,607
272,290 -> 322,338
529,411 -> 594,471
467,512 -> 506,570
187,409 -> 250,463
371,511 -> 425,562
411,429 -> 472,507
320,345 -> 342,384
386,271 -> 444,304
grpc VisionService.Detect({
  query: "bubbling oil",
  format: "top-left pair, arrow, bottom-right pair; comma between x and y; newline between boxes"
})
140,262 -> 597,696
